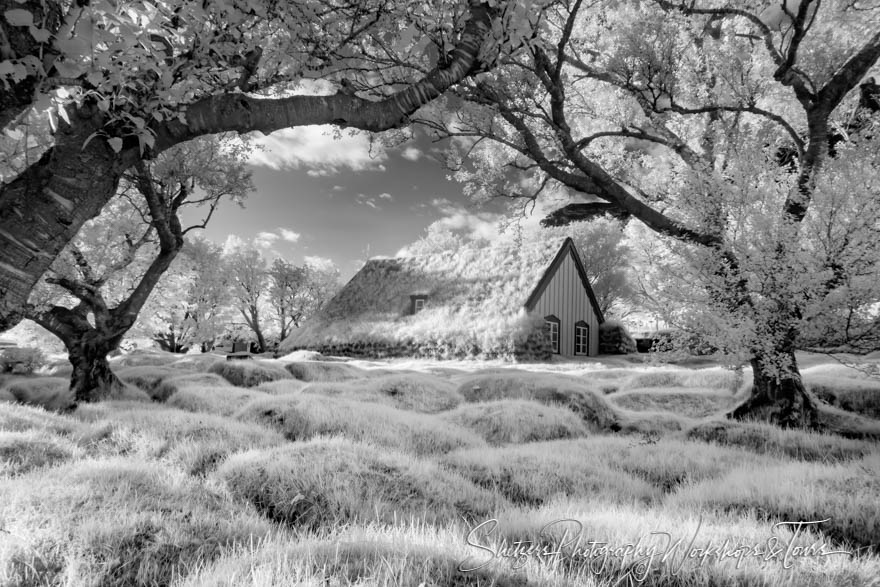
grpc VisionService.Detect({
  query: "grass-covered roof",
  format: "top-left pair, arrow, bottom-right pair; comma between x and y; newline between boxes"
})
281,237 -> 570,352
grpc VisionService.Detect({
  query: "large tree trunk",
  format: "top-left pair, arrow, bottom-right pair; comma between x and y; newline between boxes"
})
729,350 -> 820,429
67,339 -> 125,403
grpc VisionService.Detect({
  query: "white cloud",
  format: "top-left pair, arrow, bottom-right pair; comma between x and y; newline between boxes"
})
331,185 -> 344,191
248,126 -> 388,174
278,228 -> 301,243
378,192 -> 392,201
222,234 -> 247,255
304,255 -> 337,272
254,231 -> 280,249
401,146 -> 423,161
356,193 -> 381,210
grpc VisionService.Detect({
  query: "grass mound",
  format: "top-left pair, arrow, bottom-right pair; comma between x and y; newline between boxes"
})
179,529 -> 534,587
444,399 -> 589,445
2,377 -> 73,411
255,379 -> 307,395
282,360 -> 369,382
806,375 -> 880,419
300,374 -> 463,413
0,457 -> 271,586
458,371 -> 619,431
216,437 -> 503,528
0,402 -> 89,437
0,387 -> 14,403
167,385 -> 269,417
111,350 -> 181,367
443,439 -> 659,506
153,373 -> 231,402
116,366 -> 186,399
208,360 -> 291,387
621,368 -> 741,392
73,403 -> 285,475
237,394 -> 485,456
169,353 -> 224,372
686,419 -> 875,462
0,430 -> 75,475
609,387 -> 732,418
668,454 -> 880,553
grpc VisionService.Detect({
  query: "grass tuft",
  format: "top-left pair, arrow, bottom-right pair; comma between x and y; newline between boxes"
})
237,394 -> 485,456
208,360 -> 291,388
167,385 -> 269,417
2,377 -> 74,411
282,361 -> 371,382
216,437 -> 504,528
0,457 -> 272,586
116,365 -> 187,399
458,371 -> 619,431
153,373 -> 232,402
444,399 -> 589,445
0,430 -> 75,475
686,419 -> 875,462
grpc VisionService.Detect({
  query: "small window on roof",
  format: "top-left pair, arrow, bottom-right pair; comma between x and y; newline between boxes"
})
410,294 -> 428,314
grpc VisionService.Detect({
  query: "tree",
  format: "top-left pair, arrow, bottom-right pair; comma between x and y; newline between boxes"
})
422,0 -> 880,430
267,259 -> 307,343
226,245 -> 270,353
176,238 -> 236,352
23,136 -> 252,402
0,0 -> 549,331
267,257 -> 340,342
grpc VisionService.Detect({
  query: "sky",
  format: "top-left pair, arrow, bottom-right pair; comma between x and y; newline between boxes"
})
184,125 -> 517,282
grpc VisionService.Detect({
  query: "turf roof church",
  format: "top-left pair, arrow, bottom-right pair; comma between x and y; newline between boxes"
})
281,237 -> 605,360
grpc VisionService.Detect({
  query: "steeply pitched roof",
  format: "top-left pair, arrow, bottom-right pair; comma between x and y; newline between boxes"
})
282,236 -> 599,351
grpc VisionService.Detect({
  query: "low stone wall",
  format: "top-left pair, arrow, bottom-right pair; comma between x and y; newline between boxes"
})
287,333 -> 553,362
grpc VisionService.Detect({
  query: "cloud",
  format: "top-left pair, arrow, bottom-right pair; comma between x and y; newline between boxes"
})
304,255 -> 337,272
278,228 -> 301,243
248,126 -> 388,174
401,146 -> 423,161
331,185 -> 344,191
254,231 -> 280,249
378,192 -> 392,201
356,193 -> 382,210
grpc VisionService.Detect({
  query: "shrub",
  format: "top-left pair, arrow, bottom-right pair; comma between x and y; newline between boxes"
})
686,419 -> 875,462
0,430 -> 75,475
458,372 -> 619,431
598,319 -> 637,354
3,377 -> 74,411
208,360 -> 291,387
0,347 -> 45,374
444,399 -> 589,445
0,457 -> 272,586
443,439 -> 659,506
152,373 -> 231,402
216,437 -> 503,528
283,361 -> 369,382
237,394 -> 485,456
167,385 -> 269,417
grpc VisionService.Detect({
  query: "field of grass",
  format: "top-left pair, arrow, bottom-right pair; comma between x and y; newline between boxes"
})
0,350 -> 878,586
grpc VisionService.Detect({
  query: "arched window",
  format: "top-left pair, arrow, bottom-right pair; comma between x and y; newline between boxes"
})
544,315 -> 560,354
574,321 -> 589,356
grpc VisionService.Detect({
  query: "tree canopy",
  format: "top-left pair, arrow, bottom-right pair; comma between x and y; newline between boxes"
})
0,0 -> 550,330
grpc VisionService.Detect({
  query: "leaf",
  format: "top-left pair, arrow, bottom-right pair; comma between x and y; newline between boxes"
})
4,9 -> 33,27
53,60 -> 83,78
107,137 -> 123,153
28,26 -> 51,43
82,131 -> 102,150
